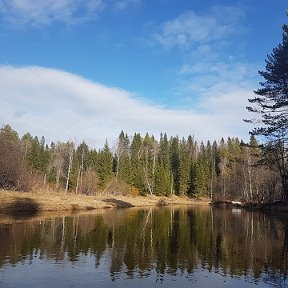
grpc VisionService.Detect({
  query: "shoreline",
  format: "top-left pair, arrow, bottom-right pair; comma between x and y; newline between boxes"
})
0,189 -> 210,216
211,200 -> 288,214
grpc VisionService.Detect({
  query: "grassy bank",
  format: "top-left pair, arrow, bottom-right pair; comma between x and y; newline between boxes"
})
0,189 -> 210,215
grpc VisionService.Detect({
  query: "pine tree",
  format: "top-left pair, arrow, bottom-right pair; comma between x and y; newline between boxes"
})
246,17 -> 288,199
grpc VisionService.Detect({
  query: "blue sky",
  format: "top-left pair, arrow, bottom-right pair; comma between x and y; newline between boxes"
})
0,0 -> 287,147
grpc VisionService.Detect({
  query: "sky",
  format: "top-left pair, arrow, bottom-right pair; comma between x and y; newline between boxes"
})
0,0 -> 287,148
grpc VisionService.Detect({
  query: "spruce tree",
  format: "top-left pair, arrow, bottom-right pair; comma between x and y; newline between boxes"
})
142,133 -> 157,195
130,133 -> 145,193
170,136 -> 180,195
0,125 -> 22,189
194,142 -> 210,197
97,140 -> 113,189
115,131 -> 131,185
155,133 -> 171,196
178,138 -> 190,195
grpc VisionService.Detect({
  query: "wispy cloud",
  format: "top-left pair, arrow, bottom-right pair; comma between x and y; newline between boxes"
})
148,4 -> 255,137
179,60 -> 257,94
0,66 -> 252,147
0,0 -> 105,26
151,5 -> 245,48
0,0 -> 141,27
112,0 -> 141,12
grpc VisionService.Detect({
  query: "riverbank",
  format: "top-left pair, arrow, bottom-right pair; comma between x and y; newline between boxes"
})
211,200 -> 288,213
0,189 -> 210,215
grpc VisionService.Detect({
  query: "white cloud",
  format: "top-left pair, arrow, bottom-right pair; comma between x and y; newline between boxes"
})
0,66 -> 252,148
151,5 -> 245,48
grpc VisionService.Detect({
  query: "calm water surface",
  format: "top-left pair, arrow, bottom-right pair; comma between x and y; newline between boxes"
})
0,206 -> 288,288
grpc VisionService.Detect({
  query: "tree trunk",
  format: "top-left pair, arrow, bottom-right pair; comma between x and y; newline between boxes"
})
43,173 -> 47,187
65,146 -> 73,192
75,168 -> 81,194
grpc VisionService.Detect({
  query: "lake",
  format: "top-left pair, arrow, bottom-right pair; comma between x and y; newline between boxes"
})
0,206 -> 287,288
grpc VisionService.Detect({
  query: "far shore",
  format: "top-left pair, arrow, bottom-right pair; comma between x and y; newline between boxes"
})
0,189 -> 211,216
211,199 -> 288,214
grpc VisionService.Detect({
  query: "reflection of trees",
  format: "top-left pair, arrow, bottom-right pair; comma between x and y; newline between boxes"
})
282,225 -> 288,278
261,222 -> 288,287
1,207 -> 288,284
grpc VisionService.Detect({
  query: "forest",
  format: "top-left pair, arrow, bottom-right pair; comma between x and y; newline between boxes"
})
0,124 -> 282,202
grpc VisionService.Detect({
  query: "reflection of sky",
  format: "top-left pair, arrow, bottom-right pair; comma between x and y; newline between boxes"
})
0,253 -> 275,288
0,207 -> 287,288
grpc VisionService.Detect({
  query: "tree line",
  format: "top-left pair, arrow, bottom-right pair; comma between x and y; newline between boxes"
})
0,124 -> 282,202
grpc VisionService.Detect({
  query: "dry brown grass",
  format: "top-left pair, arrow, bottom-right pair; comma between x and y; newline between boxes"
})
0,189 -> 210,215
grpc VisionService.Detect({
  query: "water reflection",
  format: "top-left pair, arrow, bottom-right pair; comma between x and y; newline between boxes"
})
0,206 -> 288,287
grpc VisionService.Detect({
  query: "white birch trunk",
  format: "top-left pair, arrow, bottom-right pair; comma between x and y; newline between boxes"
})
65,145 -> 74,192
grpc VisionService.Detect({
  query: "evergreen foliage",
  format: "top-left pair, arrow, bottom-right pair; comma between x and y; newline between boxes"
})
0,123 -> 282,201
246,18 -> 288,199
0,125 -> 23,189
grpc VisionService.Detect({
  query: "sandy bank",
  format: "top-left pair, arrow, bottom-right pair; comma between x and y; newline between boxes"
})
0,190 -> 210,215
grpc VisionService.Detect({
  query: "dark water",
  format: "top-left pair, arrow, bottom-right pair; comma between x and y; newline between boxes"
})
0,206 -> 288,288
